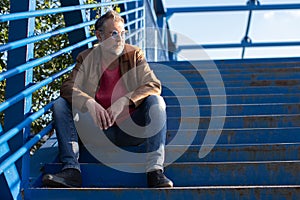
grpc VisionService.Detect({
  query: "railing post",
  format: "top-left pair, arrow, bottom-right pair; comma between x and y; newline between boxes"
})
2,0 -> 35,199
60,0 -> 92,62
142,0 -> 146,54
124,1 -> 136,45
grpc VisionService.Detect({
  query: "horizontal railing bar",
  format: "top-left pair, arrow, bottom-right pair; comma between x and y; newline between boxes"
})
0,0 -> 139,22
0,122 -> 53,175
0,65 -> 74,113
0,101 -> 55,146
0,21 -> 95,52
0,14 -> 143,52
0,36 -> 96,82
177,41 -> 300,51
120,6 -> 144,17
166,3 -> 300,16
125,17 -> 143,28
126,28 -> 144,40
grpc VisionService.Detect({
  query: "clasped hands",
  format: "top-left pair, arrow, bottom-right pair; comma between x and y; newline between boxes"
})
86,96 -> 129,130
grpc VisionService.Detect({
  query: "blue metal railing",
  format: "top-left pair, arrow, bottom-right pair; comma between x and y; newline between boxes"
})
166,0 -> 300,59
0,0 -> 160,199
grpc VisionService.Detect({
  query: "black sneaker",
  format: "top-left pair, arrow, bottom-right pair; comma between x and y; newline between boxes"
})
42,168 -> 82,188
147,170 -> 173,188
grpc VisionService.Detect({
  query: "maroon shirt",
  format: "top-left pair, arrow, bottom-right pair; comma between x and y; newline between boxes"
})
95,66 -> 134,122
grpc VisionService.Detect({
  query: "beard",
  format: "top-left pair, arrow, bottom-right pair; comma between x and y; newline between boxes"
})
110,43 -> 125,56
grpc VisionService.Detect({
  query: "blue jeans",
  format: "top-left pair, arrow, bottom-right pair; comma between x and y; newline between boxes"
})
53,95 -> 167,173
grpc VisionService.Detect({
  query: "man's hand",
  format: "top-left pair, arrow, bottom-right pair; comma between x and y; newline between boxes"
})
86,99 -> 112,130
107,96 -> 129,124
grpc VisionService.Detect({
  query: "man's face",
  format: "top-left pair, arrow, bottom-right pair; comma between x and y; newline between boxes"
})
98,18 -> 125,56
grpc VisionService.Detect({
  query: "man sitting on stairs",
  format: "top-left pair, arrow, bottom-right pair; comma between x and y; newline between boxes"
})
42,10 -> 173,188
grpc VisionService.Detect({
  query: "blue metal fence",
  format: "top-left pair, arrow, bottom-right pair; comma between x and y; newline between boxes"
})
166,0 -> 300,59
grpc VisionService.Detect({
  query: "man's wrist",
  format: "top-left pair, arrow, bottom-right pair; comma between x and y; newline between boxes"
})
86,98 -> 96,110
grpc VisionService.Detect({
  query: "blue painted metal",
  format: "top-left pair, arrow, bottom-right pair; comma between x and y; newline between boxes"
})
0,102 -> 55,147
27,186 -> 300,200
0,122 -> 52,199
40,162 -> 300,187
166,103 -> 300,117
162,86 -> 300,96
123,1 -> 144,46
124,17 -> 144,30
0,125 -> 21,200
1,0 -> 300,199
0,123 -> 53,176
0,0 -> 139,22
167,128 -> 300,145
2,0 -> 35,199
165,115 -> 300,130
0,65 -> 74,113
0,37 -> 95,82
166,1 -> 300,59
0,21 -> 95,52
177,41 -> 300,51
164,94 -> 300,105
120,5 -> 144,17
60,0 -> 93,60
78,143 -> 300,163
166,3 -> 300,18
0,0 -> 152,198
0,6 -> 144,53
241,0 -> 257,58
0,143 -> 21,200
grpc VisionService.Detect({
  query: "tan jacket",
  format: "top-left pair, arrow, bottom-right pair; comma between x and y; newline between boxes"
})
60,44 -> 161,112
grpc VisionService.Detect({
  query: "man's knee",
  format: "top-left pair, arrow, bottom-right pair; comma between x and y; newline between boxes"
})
145,95 -> 166,110
53,97 -> 71,116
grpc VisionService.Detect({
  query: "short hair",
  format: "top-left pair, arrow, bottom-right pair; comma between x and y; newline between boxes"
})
95,10 -> 124,31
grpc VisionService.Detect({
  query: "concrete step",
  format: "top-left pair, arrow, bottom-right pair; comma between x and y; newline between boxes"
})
27,185 -> 300,200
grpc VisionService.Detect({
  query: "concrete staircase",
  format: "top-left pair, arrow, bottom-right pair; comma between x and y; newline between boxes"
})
28,58 -> 300,199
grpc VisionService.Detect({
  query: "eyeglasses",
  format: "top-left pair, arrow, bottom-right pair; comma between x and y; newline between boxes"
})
108,30 -> 127,39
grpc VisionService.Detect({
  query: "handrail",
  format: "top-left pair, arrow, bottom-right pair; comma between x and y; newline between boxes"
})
0,122 -> 54,175
0,37 -> 95,81
167,1 -> 300,59
0,21 -> 95,52
0,0 -> 140,22
177,41 -> 300,51
127,28 -> 144,42
120,6 -> 144,17
166,3 -> 300,17
125,17 -> 144,29
0,65 -> 74,113
0,101 -> 54,146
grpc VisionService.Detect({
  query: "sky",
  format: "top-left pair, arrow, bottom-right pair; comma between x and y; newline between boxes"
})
163,0 -> 300,60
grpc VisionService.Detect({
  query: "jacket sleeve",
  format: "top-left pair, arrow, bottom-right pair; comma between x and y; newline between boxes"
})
126,49 -> 162,107
60,51 -> 94,112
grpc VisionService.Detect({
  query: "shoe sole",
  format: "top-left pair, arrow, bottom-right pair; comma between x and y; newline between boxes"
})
42,174 -> 81,188
152,181 -> 174,188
